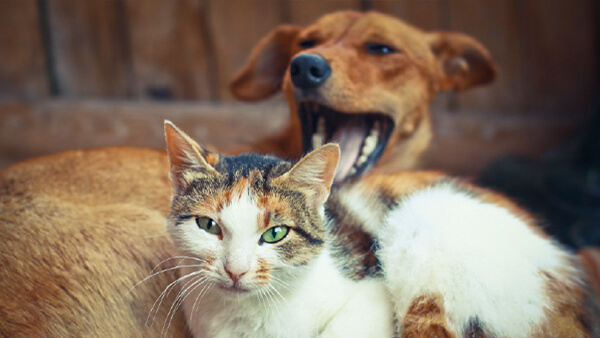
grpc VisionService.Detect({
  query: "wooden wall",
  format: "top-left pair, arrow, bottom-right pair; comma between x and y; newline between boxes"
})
1,0 -> 598,114
0,0 -> 599,174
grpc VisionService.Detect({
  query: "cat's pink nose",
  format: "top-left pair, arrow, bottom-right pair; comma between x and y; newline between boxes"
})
224,266 -> 247,284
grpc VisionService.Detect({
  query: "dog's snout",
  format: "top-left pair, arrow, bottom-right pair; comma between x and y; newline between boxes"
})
290,54 -> 331,89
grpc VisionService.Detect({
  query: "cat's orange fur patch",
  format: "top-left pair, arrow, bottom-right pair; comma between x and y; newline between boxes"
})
257,195 -> 290,232
401,295 -> 456,338
208,178 -> 251,215
253,258 -> 272,286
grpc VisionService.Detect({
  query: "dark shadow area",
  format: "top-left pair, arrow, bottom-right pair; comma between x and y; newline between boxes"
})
478,97 -> 600,250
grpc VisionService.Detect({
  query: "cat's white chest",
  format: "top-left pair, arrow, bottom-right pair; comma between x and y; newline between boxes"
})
185,283 -> 319,338
183,252 -> 393,338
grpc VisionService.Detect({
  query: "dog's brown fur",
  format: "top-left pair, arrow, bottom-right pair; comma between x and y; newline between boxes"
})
0,148 -> 187,337
231,11 -> 496,173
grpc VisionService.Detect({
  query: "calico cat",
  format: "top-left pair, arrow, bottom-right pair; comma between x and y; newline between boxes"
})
164,121 -> 593,337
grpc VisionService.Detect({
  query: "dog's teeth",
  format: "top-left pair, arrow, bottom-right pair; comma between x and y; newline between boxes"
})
360,128 -> 378,157
312,117 -> 325,148
312,134 -> 323,148
357,154 -> 369,165
349,167 -> 357,176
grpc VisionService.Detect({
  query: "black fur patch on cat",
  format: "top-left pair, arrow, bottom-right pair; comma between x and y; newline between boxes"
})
464,317 -> 487,338
215,154 -> 290,181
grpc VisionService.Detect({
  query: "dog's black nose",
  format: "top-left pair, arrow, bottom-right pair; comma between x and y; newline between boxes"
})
289,54 -> 331,89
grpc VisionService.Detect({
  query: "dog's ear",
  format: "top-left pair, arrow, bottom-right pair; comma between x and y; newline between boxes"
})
230,25 -> 302,101
428,32 -> 497,92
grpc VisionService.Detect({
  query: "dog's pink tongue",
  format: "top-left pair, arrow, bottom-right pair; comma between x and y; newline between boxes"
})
331,125 -> 367,183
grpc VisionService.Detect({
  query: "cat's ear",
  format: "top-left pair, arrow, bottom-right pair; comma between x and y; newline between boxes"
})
164,121 -> 219,192
276,143 -> 340,206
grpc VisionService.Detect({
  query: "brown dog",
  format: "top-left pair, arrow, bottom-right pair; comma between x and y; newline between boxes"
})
231,10 -> 496,182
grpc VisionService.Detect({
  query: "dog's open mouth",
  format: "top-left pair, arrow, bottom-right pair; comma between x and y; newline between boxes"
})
298,101 -> 394,183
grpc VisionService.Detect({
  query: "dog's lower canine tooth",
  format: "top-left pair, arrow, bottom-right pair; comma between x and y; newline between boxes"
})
312,133 -> 324,148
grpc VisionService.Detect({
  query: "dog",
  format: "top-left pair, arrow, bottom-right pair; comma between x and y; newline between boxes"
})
231,10 -> 496,182
5,11 -> 568,338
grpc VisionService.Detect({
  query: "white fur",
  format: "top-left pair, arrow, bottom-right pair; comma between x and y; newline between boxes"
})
336,182 -> 388,235
219,188 -> 262,275
168,185 -> 393,337
377,183 -> 573,337
183,250 -> 393,338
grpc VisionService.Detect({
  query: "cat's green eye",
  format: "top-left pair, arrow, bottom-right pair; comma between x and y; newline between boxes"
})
196,217 -> 221,235
261,226 -> 289,244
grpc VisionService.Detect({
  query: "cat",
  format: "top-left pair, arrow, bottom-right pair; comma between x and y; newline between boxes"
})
164,120 -> 594,337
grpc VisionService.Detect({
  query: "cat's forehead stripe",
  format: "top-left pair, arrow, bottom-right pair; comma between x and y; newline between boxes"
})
260,210 -> 271,232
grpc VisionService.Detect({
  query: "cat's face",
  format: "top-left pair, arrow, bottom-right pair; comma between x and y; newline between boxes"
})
164,121 -> 339,297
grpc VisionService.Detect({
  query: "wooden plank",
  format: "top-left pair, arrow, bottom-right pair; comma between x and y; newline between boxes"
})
286,0 -> 362,26
209,0 -> 284,100
519,0 -> 597,115
0,0 -> 49,99
124,0 -> 213,100
445,0 -> 524,113
46,0 -> 132,97
372,0 -> 443,31
421,110 -> 583,176
0,100 -> 581,176
0,100 -> 289,169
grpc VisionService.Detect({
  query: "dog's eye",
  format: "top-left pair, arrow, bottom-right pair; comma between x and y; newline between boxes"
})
298,39 -> 317,49
366,43 -> 397,55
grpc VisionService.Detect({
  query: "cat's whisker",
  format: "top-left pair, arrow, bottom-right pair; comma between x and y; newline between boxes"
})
149,256 -> 207,274
264,286 -> 281,311
161,275 -> 203,336
146,270 -> 203,328
267,283 -> 288,308
127,264 -> 204,295
257,288 -> 269,313
262,285 -> 279,312
163,276 -> 208,337
166,275 -> 205,324
270,276 -> 293,292
189,282 -> 214,324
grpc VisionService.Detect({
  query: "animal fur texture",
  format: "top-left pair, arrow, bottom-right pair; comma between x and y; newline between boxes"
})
164,121 -> 594,337
0,10 -> 593,337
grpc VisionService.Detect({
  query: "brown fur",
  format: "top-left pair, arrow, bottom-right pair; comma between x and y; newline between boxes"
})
231,10 -> 496,173
535,269 -> 592,337
0,148 -> 187,337
401,295 -> 454,338
1,145 -> 596,336
0,11 -> 594,338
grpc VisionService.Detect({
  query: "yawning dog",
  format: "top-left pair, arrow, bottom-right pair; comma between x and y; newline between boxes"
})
231,10 -> 496,182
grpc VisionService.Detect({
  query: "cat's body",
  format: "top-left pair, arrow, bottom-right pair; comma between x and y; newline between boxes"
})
164,121 -> 594,337
165,123 -> 393,337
